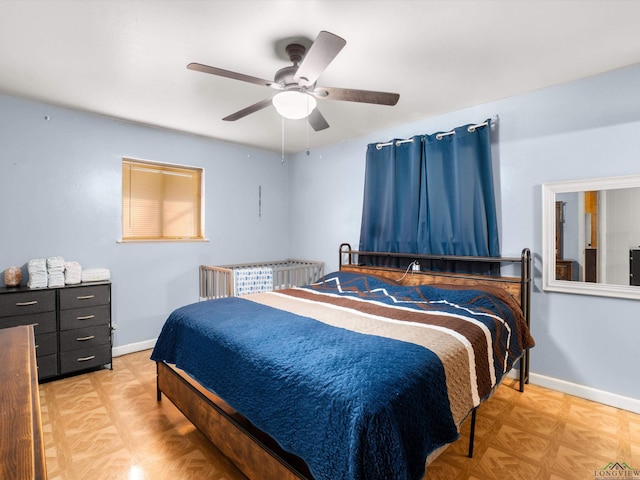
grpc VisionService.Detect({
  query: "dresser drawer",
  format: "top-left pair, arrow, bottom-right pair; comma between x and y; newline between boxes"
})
0,311 -> 56,334
60,304 -> 110,331
60,324 -> 110,352
60,345 -> 111,374
37,353 -> 59,380
0,290 -> 55,317
34,332 -> 57,357
59,284 -> 110,310
0,282 -> 111,381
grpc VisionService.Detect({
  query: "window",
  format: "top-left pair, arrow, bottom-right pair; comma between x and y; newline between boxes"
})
122,158 -> 204,241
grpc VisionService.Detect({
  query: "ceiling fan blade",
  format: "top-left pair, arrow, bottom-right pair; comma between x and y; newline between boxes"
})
294,31 -> 346,88
308,108 -> 329,131
314,86 -> 400,106
187,63 -> 278,89
223,97 -> 274,121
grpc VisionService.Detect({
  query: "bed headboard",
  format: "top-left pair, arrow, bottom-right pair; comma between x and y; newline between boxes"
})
338,243 -> 531,322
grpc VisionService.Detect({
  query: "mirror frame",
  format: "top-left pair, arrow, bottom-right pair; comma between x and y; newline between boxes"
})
542,174 -> 640,300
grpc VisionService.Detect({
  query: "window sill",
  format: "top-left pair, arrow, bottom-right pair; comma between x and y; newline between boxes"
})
117,238 -> 210,244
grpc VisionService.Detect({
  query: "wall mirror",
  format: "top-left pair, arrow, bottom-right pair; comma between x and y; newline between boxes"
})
542,174 -> 640,300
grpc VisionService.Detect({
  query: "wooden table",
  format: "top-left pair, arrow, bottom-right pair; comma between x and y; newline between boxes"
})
0,325 -> 47,479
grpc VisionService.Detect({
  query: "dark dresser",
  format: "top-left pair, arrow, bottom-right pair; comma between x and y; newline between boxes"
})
0,281 -> 112,381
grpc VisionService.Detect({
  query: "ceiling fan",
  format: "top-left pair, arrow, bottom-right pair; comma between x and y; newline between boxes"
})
187,31 -> 400,131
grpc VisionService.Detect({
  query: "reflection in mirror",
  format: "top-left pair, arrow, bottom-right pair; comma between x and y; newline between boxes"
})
542,175 -> 640,300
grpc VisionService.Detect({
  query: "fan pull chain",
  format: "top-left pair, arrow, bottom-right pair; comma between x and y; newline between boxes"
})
281,116 -> 285,164
306,95 -> 311,156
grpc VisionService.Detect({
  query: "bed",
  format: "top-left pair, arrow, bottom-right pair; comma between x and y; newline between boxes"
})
152,244 -> 533,480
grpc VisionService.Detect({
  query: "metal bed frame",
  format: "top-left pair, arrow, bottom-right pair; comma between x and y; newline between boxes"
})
157,244 -> 532,478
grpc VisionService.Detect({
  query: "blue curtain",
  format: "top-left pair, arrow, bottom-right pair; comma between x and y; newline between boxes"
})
358,121 -> 500,270
360,135 -> 423,255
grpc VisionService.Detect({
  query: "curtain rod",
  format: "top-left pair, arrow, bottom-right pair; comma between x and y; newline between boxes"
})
375,116 -> 497,150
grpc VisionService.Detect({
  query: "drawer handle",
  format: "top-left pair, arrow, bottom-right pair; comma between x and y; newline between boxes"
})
35,344 -> 39,349
76,335 -> 95,341
77,295 -> 95,300
77,315 -> 95,320
77,355 -> 96,362
16,300 -> 38,306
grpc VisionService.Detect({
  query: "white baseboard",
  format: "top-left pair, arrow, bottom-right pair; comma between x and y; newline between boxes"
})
509,369 -> 640,414
112,338 -> 156,358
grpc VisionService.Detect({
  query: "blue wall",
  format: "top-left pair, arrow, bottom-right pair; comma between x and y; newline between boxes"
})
2,63 -> 639,407
0,94 -> 290,350
288,64 -> 640,405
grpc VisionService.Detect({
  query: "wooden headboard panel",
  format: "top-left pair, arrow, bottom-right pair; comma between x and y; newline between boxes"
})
338,243 -> 531,316
339,264 -> 522,301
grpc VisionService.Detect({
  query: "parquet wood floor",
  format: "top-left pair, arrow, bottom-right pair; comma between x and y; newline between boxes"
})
39,350 -> 640,480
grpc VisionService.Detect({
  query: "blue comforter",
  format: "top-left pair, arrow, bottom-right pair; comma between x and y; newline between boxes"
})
151,272 -> 532,480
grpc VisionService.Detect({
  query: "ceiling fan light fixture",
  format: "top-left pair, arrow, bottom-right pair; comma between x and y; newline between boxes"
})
272,90 -> 317,119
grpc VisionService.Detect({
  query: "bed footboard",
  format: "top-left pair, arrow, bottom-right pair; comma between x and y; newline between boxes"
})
156,361 -> 312,480
157,361 -> 479,474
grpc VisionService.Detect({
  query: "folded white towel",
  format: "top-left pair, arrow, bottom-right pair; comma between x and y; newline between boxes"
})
48,272 -> 65,288
47,256 -> 65,273
28,258 -> 47,273
64,261 -> 82,285
27,258 -> 48,288
27,273 -> 47,289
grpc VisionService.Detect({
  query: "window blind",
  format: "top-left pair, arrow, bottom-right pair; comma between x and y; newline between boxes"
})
122,159 -> 203,241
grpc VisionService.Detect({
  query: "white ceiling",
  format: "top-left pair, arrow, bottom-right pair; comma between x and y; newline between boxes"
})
1,0 -> 639,154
